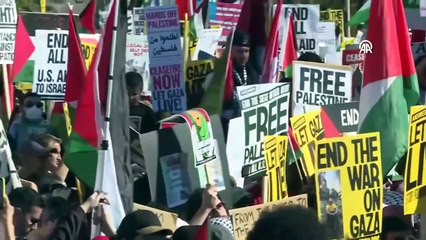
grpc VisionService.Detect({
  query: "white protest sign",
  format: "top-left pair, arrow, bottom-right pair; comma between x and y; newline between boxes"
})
145,5 -> 182,61
236,83 -> 291,178
292,61 -> 352,116
32,30 -> 68,100
133,7 -> 145,35
0,0 -> 17,64
192,28 -> 223,60
226,116 -> 245,187
277,4 -> 320,54
421,0 -> 426,17
0,0 -> 17,26
318,21 -> 340,65
126,35 -> 151,93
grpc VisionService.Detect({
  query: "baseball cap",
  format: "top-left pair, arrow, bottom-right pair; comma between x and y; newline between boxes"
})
116,210 -> 173,239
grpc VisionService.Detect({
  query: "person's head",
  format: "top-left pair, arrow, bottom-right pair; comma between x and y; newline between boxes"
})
328,198 -> 334,204
247,206 -> 327,240
39,197 -> 71,237
17,138 -> 51,177
21,92 -> 44,122
185,188 -> 229,222
9,187 -> 45,237
381,216 -> 415,240
297,52 -> 324,63
415,55 -> 426,89
126,72 -> 143,105
116,210 -> 173,240
232,31 -> 251,68
33,134 -> 63,173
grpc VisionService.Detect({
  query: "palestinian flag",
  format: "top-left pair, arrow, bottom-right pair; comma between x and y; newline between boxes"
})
287,127 -> 303,166
282,13 -> 297,79
12,16 -> 34,82
358,0 -> 420,175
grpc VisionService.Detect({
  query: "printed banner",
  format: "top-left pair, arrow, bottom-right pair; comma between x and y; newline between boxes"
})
278,4 -> 320,54
290,110 -> 324,177
292,61 -> 352,116
237,83 -> 291,178
0,0 -> 17,64
230,194 -> 308,240
405,106 -> 426,214
264,136 -> 288,202
126,35 -> 151,93
134,203 -> 178,231
133,7 -> 145,35
149,60 -> 186,113
315,132 -> 383,239
321,102 -> 359,136
185,60 -> 214,108
80,34 -> 99,70
209,2 -> 242,44
192,28 -> 222,60
320,9 -> 344,35
0,0 -> 17,26
145,5 -> 182,61
342,47 -> 364,100
32,30 -> 68,100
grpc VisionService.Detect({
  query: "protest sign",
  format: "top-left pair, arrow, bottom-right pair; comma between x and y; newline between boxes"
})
0,0 -> 16,26
264,136 -> 288,202
209,2 -> 242,44
405,106 -> 426,214
126,35 -> 151,93
149,60 -> 186,113
342,47 -> 364,100
79,34 -> 99,70
134,203 -> 178,231
320,9 -> 344,35
318,22 -> 340,65
185,60 -> 214,108
0,28 -> 15,64
315,132 -> 383,239
226,117 -> 245,187
230,194 -> 308,240
20,12 -> 79,36
292,61 -> 352,116
0,120 -> 14,193
277,4 -> 320,54
32,30 -> 68,100
290,110 -> 324,177
127,10 -> 133,35
321,102 -> 359,137
236,83 -> 291,178
145,6 -> 182,61
192,28 -> 222,60
133,7 -> 145,35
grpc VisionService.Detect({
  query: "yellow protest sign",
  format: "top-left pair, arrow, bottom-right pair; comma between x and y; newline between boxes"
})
315,132 -> 383,239
405,106 -> 426,214
185,59 -> 214,95
320,9 -> 345,35
134,203 -> 178,231
230,194 -> 308,240
290,110 -> 324,177
264,135 -> 288,202
80,35 -> 99,70
189,39 -> 198,59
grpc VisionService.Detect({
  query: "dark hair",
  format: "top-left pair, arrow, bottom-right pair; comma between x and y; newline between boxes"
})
126,72 -> 143,89
381,216 -> 413,240
232,31 -> 250,47
247,206 -> 327,240
42,197 -> 71,222
20,92 -> 40,106
9,187 -> 45,213
297,52 -> 324,63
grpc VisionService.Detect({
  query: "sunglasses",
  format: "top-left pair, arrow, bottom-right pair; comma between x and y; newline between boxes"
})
25,101 -> 43,108
30,217 -> 40,225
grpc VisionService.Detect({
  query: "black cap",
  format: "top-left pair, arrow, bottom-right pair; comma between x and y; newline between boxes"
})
232,31 -> 250,47
116,210 -> 172,238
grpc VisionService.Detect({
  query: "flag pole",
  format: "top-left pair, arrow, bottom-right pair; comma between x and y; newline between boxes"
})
1,65 -> 11,120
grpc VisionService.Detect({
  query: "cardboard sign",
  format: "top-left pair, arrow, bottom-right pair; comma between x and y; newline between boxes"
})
290,110 -> 324,177
292,61 -> 352,116
134,203 -> 178,231
209,2 -> 242,44
277,4 -> 320,54
230,194 -> 308,240
185,60 -> 214,108
264,136 -> 288,202
0,0 -> 17,64
320,9 -> 344,35
405,106 -> 426,214
236,83 -> 291,178
145,5 -> 182,61
315,133 -> 383,239
126,35 -> 151,93
133,7 -> 145,35
32,30 -> 68,100
321,102 -> 359,136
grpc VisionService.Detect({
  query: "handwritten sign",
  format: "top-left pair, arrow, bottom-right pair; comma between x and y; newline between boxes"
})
133,7 -> 145,35
230,194 -> 308,240
126,35 -> 151,93
145,6 -> 182,60
405,106 -> 426,214
32,30 -> 68,100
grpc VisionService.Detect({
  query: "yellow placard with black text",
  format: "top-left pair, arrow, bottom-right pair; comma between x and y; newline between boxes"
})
320,9 -> 345,35
404,106 -> 426,214
315,132 -> 382,239
290,110 -> 324,177
264,135 -> 288,202
80,35 -> 99,70
230,194 -> 308,240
